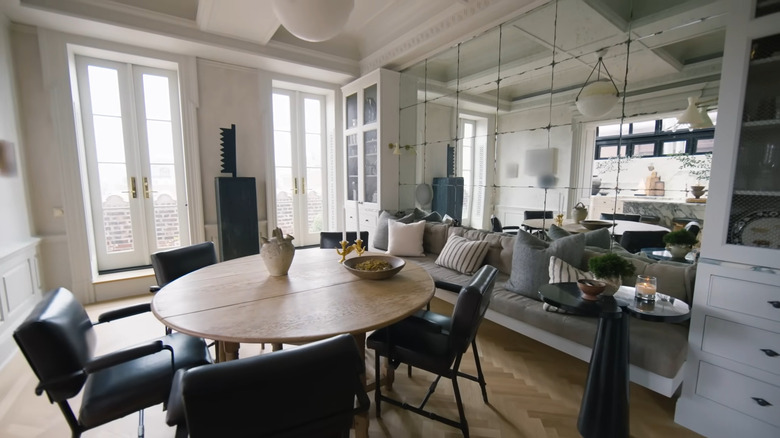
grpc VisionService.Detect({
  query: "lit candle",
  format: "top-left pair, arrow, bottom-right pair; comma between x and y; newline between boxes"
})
636,282 -> 656,296
635,275 -> 657,301
342,207 -> 347,242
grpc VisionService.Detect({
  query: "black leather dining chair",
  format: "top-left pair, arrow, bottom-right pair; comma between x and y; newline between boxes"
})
367,265 -> 498,437
166,334 -> 370,438
150,241 -> 218,293
619,230 -> 669,254
319,231 -> 369,249
601,213 -> 641,222
490,215 -> 519,235
13,287 -> 212,438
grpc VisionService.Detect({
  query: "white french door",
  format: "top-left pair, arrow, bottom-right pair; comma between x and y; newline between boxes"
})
272,90 -> 326,247
75,56 -> 190,271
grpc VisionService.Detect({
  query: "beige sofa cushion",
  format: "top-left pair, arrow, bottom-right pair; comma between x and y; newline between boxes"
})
446,227 -> 515,275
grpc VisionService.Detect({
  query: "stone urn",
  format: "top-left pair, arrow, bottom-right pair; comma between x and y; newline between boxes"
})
260,227 -> 295,276
690,185 -> 707,199
572,202 -> 588,223
667,244 -> 692,259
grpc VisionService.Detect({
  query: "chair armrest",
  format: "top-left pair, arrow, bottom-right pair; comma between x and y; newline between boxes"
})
434,280 -> 463,294
84,340 -> 165,373
34,370 -> 86,396
150,285 -> 161,293
96,303 -> 152,324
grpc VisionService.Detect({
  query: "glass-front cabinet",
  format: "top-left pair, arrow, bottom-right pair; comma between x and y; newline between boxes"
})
675,3 -> 780,437
699,2 -> 780,267
341,69 -> 400,234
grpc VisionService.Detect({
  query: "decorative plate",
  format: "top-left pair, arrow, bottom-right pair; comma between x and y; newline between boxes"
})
731,210 -> 780,248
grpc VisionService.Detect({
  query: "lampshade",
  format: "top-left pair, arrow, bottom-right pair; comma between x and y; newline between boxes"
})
576,80 -> 620,117
669,97 -> 713,131
272,0 -> 355,42
575,53 -> 620,118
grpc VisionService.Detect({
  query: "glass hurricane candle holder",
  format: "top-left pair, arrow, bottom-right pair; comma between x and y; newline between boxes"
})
635,275 -> 657,301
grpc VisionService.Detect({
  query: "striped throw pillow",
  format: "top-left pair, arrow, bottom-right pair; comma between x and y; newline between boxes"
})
435,235 -> 490,275
548,255 -> 594,283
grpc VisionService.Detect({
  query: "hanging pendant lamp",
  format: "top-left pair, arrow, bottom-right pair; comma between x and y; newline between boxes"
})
575,50 -> 620,118
271,0 -> 355,42
668,97 -> 713,131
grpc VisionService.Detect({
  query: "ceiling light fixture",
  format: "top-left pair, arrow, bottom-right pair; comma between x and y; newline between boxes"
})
271,0 -> 355,42
668,97 -> 715,131
575,49 -> 620,118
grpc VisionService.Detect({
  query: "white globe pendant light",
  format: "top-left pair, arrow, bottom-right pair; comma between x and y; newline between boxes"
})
575,50 -> 620,118
272,0 -> 355,42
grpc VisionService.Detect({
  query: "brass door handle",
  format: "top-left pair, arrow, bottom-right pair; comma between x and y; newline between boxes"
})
301,177 -> 305,194
293,178 -> 298,195
124,176 -> 137,199
143,177 -> 152,199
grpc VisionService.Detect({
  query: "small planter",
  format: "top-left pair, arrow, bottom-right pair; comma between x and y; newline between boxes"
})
667,244 -> 692,259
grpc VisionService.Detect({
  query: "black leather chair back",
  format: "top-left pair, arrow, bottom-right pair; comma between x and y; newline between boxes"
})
684,221 -> 701,236
619,230 -> 669,254
490,216 -> 502,232
601,213 -> 641,222
319,231 -> 368,249
449,265 -> 498,354
151,242 -> 217,288
170,334 -> 369,437
524,210 -> 553,220
13,287 -> 96,402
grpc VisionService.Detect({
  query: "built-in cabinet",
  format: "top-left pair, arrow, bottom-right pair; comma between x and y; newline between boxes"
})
675,2 -> 780,436
341,69 -> 400,234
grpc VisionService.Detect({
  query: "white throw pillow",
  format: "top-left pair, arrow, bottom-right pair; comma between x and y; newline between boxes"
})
386,220 -> 425,256
435,235 -> 490,275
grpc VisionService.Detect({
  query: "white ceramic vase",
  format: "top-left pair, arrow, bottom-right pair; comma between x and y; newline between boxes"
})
260,227 -> 295,276
667,244 -> 692,259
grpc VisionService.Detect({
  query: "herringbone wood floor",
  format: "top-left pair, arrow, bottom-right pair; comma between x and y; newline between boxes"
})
0,294 -> 702,437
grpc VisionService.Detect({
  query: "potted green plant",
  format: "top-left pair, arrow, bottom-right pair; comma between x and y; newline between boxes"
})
662,229 -> 698,258
588,253 -> 636,295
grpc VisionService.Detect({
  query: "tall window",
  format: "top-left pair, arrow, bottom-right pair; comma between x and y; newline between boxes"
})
75,56 -> 189,272
458,116 -> 488,227
460,119 -> 475,224
272,89 -> 327,247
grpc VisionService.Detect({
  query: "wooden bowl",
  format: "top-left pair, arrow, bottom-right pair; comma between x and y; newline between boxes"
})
577,279 -> 607,300
580,220 -> 615,230
343,255 -> 405,280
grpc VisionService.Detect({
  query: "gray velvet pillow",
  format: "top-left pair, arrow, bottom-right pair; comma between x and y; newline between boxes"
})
374,211 -> 413,250
421,210 -> 442,222
548,224 -> 612,249
505,231 -> 586,300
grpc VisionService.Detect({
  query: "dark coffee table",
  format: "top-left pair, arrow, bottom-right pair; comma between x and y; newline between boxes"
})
538,282 -> 690,438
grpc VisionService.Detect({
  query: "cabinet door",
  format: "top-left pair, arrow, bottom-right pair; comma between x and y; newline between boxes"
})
701,8 -> 780,268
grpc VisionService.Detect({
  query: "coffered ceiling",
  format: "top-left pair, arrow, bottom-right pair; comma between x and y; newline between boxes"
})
1,0 -> 727,104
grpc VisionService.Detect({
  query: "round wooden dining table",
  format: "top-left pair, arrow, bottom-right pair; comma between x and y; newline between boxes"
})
152,248 -> 434,438
521,218 -> 670,236
151,248 -> 435,362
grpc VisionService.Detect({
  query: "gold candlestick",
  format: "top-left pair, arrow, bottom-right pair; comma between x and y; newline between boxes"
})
336,240 -> 354,263
353,239 -> 365,256
555,214 -> 564,226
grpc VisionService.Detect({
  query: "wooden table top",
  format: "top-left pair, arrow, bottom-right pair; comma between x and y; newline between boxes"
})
521,219 -> 670,236
151,248 -> 435,345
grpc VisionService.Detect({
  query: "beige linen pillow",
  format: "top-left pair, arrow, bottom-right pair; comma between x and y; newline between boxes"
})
386,220 -> 425,256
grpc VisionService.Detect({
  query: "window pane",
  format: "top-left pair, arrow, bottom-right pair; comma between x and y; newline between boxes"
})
98,163 -> 133,253
661,118 -> 678,131
707,110 -> 717,126
632,120 -> 656,134
150,163 -> 179,249
662,140 -> 686,155
463,121 -> 474,138
304,98 -> 321,134
305,133 -> 322,167
633,143 -> 655,157
695,138 -> 714,153
93,115 -> 126,163
272,94 -> 291,131
598,144 -> 626,158
274,132 -> 292,167
146,120 -> 174,164
87,66 -> 121,116
306,168 -> 323,234
143,74 -> 171,120
597,123 -> 626,137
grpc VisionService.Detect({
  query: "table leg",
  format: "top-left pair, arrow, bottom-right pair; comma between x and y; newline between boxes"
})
578,313 -> 629,438
350,332 -> 369,438
216,341 -> 240,362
